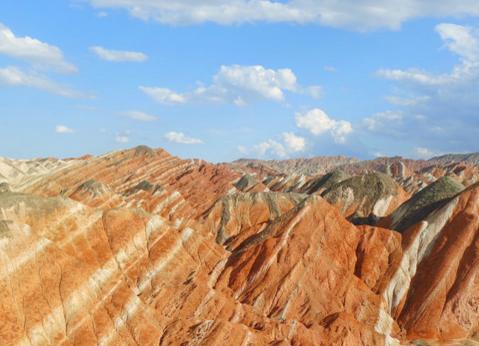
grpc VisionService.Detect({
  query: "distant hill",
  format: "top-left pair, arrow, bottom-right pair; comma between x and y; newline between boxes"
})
232,153 -> 479,177
429,152 -> 479,165
231,156 -> 359,176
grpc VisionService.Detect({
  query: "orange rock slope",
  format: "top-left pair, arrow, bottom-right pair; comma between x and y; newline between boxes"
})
0,146 -> 479,345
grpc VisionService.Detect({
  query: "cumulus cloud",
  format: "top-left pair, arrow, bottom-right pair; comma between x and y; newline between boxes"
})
165,131 -> 203,144
141,65 -> 318,105
213,65 -> 297,101
55,125 -> 74,134
0,22 -> 77,73
88,0 -> 479,30
240,132 -> 306,158
282,132 -> 306,152
139,87 -> 187,104
0,66 -> 89,98
295,108 -> 352,143
252,139 -> 289,158
90,46 -> 148,62
123,110 -> 158,122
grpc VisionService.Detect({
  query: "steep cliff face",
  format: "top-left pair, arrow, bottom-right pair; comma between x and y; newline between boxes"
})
1,147 -> 479,345
383,183 -> 479,342
385,176 -> 465,231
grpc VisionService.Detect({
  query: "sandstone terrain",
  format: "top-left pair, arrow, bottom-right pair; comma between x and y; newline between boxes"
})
1,147 -> 479,345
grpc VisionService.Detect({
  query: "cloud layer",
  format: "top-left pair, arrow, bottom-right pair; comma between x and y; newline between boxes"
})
90,46 -> 148,62
88,0 -> 479,30
141,65 -> 320,105
375,22 -> 479,155
0,23 -> 88,98
123,110 -> 158,122
0,66 -> 89,98
0,23 -> 77,73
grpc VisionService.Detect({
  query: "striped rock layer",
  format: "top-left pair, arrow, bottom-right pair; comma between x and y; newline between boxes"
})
0,146 -> 479,345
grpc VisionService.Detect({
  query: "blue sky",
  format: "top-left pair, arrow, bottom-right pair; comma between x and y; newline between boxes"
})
0,1 -> 478,162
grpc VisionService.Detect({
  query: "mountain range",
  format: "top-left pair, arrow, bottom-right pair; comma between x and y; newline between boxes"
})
1,146 -> 479,345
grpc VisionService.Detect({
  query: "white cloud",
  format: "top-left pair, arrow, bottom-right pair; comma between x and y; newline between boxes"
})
115,132 -> 130,143
363,110 -> 403,131
331,121 -> 353,144
140,64 -> 318,105
385,95 -> 430,106
296,109 -> 335,135
0,66 -> 89,98
253,139 -> 289,158
436,23 -> 479,62
295,108 -> 353,143
374,23 -> 479,152
123,110 -> 158,122
165,131 -> 203,144
213,65 -> 297,101
378,23 -> 479,85
139,86 -> 187,104
55,125 -> 74,134
90,46 -> 147,62
240,132 -> 306,158
88,0 -> 479,31
414,147 -> 436,159
0,22 -> 77,73
282,132 -> 306,152
377,68 -> 449,85
324,66 -> 337,72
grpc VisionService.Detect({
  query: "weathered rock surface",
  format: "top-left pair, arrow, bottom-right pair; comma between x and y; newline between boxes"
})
232,156 -> 359,176
386,176 -> 465,232
1,147 -> 479,345
299,170 -> 350,195
321,172 -> 410,221
379,182 -> 479,343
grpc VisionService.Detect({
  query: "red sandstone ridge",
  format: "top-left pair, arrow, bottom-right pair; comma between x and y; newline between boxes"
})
1,146 -> 479,345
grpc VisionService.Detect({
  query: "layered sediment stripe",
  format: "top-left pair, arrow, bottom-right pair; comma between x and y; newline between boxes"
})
233,203 -> 311,300
137,227 -> 195,292
15,218 -> 165,345
382,196 -> 460,312
96,294 -> 143,346
0,232 -> 50,280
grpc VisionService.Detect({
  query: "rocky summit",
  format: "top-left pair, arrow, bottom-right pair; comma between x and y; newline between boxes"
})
1,147 -> 479,345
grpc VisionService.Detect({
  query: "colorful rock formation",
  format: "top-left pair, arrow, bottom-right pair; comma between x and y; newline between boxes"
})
1,147 -> 479,345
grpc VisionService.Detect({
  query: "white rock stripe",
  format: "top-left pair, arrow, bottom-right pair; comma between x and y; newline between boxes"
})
0,237 -> 50,280
382,196 -> 459,312
97,295 -> 143,346
138,227 -> 194,292
16,215 -> 188,345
